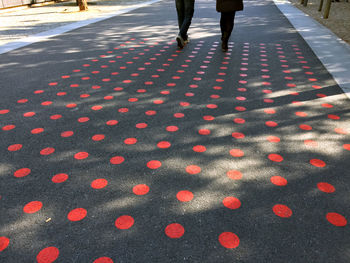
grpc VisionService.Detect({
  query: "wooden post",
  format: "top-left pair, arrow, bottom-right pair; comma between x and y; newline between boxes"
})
318,0 -> 324,11
323,0 -> 332,18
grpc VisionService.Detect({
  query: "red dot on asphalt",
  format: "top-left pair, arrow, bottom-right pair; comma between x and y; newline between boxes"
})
93,257 -> 114,263
118,108 -> 129,113
273,204 -> 292,218
67,208 -> 87,221
226,170 -> 242,180
91,179 -> 108,189
300,124 -> 312,130
317,182 -> 335,193
14,168 -> 31,178
218,232 -> 240,249
92,105 -> 103,111
223,197 -> 241,209
115,215 -> 134,229
0,236 -> 10,252
8,144 -> 23,151
74,152 -> 88,160
193,145 -> 206,152
326,212 -> 347,227
92,134 -> 105,141
23,112 -> 36,117
78,117 -> 90,123
328,114 -> 340,120
203,115 -> 215,121
267,136 -> 280,143
186,165 -> 201,175
136,123 -> 148,129
268,154 -> 283,162
61,131 -> 74,138
310,159 -> 326,167
266,121 -> 278,127
110,156 -> 125,165
198,129 -> 211,135
66,103 -> 77,108
174,113 -> 184,118
233,118 -> 245,124
322,103 -> 333,108
157,141 -> 171,149
106,120 -> 118,126
335,128 -> 347,135
264,109 -> 276,114
177,190 -> 194,202
230,149 -> 244,157
145,110 -> 157,116
52,173 -> 68,183
344,144 -> 350,151
166,126 -> 179,132
40,147 -> 55,156
232,132 -> 245,139
133,184 -> 150,195
51,114 -> 62,120
207,104 -> 218,109
304,140 -> 318,147
147,160 -> 162,169
124,138 -> 137,145
23,201 -> 43,214
31,128 -> 44,134
165,223 -> 185,238
271,176 -> 288,186
0,109 -> 9,114
36,247 -> 59,263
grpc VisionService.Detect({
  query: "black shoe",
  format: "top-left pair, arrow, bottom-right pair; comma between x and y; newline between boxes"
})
221,40 -> 228,52
176,35 -> 185,49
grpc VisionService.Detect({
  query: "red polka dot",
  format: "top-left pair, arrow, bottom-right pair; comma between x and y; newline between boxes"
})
166,126 -> 179,132
157,141 -> 171,149
133,184 -> 150,195
0,109 -> 9,115
93,257 -> 114,263
36,247 -> 59,263
198,129 -> 210,135
193,145 -> 206,152
335,128 -> 347,135
266,121 -> 278,127
136,123 -> 148,129
207,104 -> 218,109
317,182 -> 335,193
267,136 -> 280,143
145,110 -> 157,116
223,197 -> 241,209
124,138 -> 137,145
177,190 -> 194,202
186,165 -> 201,174
61,131 -> 74,138
328,114 -> 340,120
92,105 -> 103,111
232,132 -> 245,139
14,168 -> 31,178
271,176 -> 287,186
233,118 -> 245,124
67,208 -> 87,221
0,236 -> 10,252
326,212 -> 347,227
174,113 -> 184,118
310,159 -> 326,167
115,215 -> 134,229
31,128 -> 44,134
92,134 -> 105,141
226,170 -> 242,180
218,232 -> 240,249
50,115 -> 62,120
110,156 -> 125,165
52,173 -> 68,183
147,160 -> 162,169
273,204 -> 292,218
300,124 -> 312,130
203,115 -> 215,121
295,111 -> 308,117
344,144 -> 350,151
230,149 -> 244,157
8,144 -> 23,151
78,117 -> 90,123
180,102 -> 190,107
66,103 -> 77,109
23,112 -> 36,117
268,153 -> 283,162
264,109 -> 276,114
322,103 -> 333,108
106,120 -> 118,126
17,99 -> 28,104
23,201 -> 42,214
41,101 -> 52,106
165,223 -> 185,238
118,108 -> 129,113
40,147 -> 55,156
153,100 -> 164,105
2,124 -> 16,131
91,179 -> 108,189
74,152 -> 89,160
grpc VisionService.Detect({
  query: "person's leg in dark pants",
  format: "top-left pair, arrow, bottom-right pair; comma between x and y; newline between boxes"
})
220,11 -> 236,51
175,0 -> 195,48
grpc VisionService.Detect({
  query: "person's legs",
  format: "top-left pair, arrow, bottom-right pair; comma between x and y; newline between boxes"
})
179,0 -> 195,40
220,11 -> 236,51
175,0 -> 185,32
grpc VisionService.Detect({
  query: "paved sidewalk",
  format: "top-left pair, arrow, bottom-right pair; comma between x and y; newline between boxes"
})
0,0 -> 350,262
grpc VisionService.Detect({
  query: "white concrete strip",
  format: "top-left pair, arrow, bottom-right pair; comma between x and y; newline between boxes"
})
273,0 -> 350,99
0,0 -> 161,55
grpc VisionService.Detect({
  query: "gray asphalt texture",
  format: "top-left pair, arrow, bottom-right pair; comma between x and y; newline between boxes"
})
0,0 -> 350,262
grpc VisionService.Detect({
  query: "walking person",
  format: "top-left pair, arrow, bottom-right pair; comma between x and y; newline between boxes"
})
216,0 -> 244,52
175,0 -> 195,49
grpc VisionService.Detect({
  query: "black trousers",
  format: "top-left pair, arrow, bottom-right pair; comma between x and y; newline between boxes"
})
175,0 -> 195,40
220,11 -> 236,41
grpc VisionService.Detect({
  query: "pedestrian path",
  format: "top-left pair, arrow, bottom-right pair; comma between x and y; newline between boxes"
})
0,0 -> 349,262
